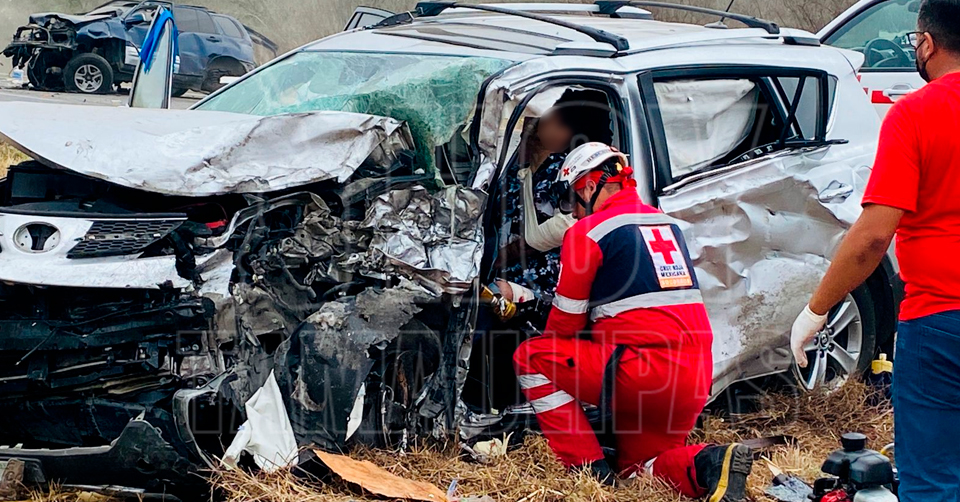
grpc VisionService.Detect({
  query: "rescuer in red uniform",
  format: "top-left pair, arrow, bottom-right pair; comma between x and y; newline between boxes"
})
513,143 -> 753,501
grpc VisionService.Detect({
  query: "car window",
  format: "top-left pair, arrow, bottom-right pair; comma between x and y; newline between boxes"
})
214,16 -> 244,39
775,76 -> 819,140
172,7 -> 200,33
645,70 -> 835,185
824,0 -> 919,70
195,10 -> 219,35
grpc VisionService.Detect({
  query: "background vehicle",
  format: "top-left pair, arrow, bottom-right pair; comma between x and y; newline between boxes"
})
819,0 -> 925,116
2,1 -> 269,95
0,1 -> 899,493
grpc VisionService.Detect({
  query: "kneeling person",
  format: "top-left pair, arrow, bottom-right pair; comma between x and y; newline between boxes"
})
513,143 -> 753,501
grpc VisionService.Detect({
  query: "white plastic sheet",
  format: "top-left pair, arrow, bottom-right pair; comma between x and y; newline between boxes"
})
222,371 -> 298,472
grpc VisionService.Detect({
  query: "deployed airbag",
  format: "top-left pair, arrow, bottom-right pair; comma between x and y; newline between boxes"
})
654,79 -> 759,177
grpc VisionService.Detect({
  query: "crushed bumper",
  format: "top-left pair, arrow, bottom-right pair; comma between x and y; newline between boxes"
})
0,420 -> 202,496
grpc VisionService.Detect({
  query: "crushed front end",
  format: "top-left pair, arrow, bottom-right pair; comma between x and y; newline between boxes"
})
0,107 -> 485,495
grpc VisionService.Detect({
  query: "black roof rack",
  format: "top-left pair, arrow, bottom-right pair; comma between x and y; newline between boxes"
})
595,1 -> 779,35
414,2 -> 631,51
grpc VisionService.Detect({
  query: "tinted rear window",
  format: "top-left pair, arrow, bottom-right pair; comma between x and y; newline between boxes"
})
215,16 -> 244,38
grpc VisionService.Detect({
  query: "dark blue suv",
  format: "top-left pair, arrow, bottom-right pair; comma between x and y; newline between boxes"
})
3,1 -> 276,95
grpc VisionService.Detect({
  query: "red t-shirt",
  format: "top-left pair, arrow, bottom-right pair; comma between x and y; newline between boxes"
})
862,71 -> 960,320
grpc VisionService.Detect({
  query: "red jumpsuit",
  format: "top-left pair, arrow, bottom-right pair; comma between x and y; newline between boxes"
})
513,188 -> 714,497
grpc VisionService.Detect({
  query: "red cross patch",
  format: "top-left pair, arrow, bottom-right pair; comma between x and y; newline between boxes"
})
562,167 -> 570,177
640,226 -> 692,288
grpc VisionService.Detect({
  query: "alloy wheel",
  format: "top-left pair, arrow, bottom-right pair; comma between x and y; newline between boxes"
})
74,64 -> 104,93
795,293 -> 864,391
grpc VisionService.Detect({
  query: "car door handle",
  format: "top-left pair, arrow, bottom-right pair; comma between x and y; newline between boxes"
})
206,36 -> 221,42
883,85 -> 915,99
818,180 -> 854,203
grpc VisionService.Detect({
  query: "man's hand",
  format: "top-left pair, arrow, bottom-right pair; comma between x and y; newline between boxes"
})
791,305 -> 829,367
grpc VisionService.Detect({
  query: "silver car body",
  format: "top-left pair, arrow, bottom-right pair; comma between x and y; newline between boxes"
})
0,12 -> 899,487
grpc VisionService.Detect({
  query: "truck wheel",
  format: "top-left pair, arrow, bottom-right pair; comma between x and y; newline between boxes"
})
63,53 -> 114,94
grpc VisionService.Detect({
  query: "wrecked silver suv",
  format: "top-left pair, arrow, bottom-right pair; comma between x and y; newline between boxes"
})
0,2 -> 901,496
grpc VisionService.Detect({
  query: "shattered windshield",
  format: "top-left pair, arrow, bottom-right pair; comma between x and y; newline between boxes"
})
195,51 -> 512,175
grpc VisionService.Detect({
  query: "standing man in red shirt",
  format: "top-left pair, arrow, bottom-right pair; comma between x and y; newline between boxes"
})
514,143 -> 753,501
791,1 -> 960,500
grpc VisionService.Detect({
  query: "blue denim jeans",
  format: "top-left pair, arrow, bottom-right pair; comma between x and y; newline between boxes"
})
895,310 -> 960,502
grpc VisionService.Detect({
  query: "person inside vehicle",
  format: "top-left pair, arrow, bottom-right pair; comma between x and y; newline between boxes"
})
513,142 -> 753,501
493,89 -> 613,320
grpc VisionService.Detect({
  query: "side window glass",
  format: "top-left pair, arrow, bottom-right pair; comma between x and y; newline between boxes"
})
776,76 -> 819,140
195,11 -> 219,35
173,7 -> 200,33
824,0 -> 919,70
215,16 -> 244,38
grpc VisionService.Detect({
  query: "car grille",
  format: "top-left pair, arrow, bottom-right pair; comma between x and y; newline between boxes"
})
67,219 -> 184,259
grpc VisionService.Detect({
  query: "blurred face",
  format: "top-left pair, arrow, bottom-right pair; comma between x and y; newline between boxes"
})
537,111 -> 573,154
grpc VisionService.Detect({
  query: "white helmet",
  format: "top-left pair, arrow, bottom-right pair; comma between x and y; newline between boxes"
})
556,142 -> 628,186
552,143 -> 630,215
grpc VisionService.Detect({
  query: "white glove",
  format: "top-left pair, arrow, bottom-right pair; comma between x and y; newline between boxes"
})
520,168 -> 576,252
791,305 -> 829,368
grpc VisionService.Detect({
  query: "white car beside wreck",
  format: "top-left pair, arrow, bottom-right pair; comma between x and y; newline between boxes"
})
0,2 -> 897,495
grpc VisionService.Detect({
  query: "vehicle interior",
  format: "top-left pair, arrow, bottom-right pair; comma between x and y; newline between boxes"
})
464,84 -> 623,415
823,0 -> 921,69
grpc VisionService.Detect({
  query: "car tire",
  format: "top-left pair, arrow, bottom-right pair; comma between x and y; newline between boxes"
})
63,53 -> 114,94
794,284 -> 878,392
171,87 -> 189,98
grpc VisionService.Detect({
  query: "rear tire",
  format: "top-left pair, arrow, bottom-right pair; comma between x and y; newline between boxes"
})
63,53 -> 114,94
794,284 -> 877,391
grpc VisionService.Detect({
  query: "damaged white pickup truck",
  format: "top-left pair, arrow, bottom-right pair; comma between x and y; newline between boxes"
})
0,2 -> 902,496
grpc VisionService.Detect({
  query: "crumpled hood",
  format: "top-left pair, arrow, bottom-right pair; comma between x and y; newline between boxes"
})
28,12 -> 115,26
0,102 -> 414,196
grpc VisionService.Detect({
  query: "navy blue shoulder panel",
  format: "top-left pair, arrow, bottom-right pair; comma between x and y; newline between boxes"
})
589,223 -> 699,308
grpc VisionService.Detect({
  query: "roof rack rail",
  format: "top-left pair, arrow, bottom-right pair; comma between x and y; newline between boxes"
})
595,1 -> 780,35
414,1 -> 631,51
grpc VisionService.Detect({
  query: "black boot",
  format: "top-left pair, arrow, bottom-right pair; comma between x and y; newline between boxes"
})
578,459 -> 617,487
693,444 -> 753,502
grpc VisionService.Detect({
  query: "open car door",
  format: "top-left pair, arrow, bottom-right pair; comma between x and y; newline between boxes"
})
344,6 -> 395,31
128,6 -> 177,109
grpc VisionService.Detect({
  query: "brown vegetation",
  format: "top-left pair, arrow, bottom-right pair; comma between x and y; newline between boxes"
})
0,141 -> 27,176
211,382 -> 892,502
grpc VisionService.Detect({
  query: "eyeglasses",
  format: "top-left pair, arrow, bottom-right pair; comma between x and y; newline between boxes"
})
908,31 -> 927,49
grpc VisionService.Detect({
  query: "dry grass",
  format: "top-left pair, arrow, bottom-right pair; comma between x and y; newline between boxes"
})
4,384 -> 891,502
0,141 -> 28,177
210,382 -> 892,502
